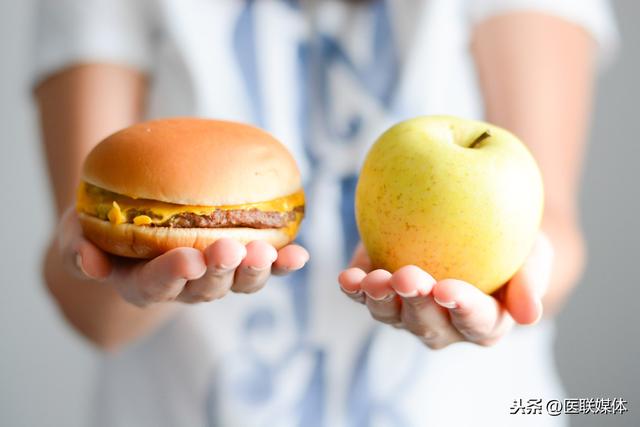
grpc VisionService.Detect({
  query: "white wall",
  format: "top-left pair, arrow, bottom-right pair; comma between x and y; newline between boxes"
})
554,1 -> 640,425
0,2 -> 93,427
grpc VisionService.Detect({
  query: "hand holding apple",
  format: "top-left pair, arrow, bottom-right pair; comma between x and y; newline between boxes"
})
339,234 -> 553,349
343,115 -> 549,348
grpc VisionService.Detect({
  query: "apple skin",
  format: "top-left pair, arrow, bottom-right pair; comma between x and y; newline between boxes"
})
355,116 -> 544,294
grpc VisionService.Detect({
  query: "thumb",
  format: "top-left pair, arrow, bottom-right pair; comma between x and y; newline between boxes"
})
505,233 -> 554,324
59,208 -> 111,280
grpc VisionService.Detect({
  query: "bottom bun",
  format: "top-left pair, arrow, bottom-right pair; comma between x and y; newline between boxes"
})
78,213 -> 293,259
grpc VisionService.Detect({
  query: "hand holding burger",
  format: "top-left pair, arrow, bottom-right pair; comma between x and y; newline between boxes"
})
57,118 -> 308,307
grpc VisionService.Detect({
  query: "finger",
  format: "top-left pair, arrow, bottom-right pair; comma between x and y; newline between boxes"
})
401,294 -> 464,350
272,244 -> 310,275
367,295 -> 401,325
114,248 -> 206,307
59,209 -> 111,280
504,274 -> 542,325
389,265 -> 436,298
338,268 -> 367,304
360,270 -> 401,324
75,239 -> 112,280
177,239 -> 247,303
432,279 -> 512,345
232,240 -> 278,294
504,234 -> 554,324
361,269 -> 393,300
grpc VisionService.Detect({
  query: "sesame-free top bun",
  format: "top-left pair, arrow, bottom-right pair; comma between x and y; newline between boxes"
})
82,118 -> 301,205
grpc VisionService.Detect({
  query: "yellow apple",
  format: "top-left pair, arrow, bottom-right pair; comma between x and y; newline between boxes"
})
355,116 -> 544,294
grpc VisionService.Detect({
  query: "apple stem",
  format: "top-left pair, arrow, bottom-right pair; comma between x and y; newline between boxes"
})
470,130 -> 491,148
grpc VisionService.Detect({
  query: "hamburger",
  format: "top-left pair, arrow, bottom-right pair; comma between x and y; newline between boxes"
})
76,118 -> 305,259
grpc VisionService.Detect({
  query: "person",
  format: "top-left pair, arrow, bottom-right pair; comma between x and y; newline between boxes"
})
32,0 -> 617,426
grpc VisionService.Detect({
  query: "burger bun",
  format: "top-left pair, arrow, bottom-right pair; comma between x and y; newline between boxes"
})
79,213 -> 293,259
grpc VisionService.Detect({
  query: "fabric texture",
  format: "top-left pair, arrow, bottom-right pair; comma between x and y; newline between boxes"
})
31,0 -> 154,86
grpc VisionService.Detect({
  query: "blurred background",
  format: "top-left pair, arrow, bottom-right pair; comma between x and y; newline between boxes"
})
0,1 -> 638,426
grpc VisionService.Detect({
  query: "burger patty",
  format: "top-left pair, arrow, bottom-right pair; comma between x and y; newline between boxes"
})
127,206 -> 304,229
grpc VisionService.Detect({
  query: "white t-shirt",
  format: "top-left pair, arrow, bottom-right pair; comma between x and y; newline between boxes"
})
32,1 -> 617,426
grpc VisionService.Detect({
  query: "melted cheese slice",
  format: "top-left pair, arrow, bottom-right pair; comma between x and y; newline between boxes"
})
76,182 -> 305,235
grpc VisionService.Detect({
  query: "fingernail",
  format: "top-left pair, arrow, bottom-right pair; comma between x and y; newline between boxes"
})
247,265 -> 271,272
214,245 -> 248,270
217,255 -> 246,270
434,296 -> 457,309
279,265 -> 301,274
367,292 -> 395,302
533,300 -> 544,324
397,284 -> 431,298
380,293 -> 396,302
397,289 -> 419,298
279,260 -> 307,274
292,258 -> 310,270
341,287 -> 362,296
75,253 -> 91,278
